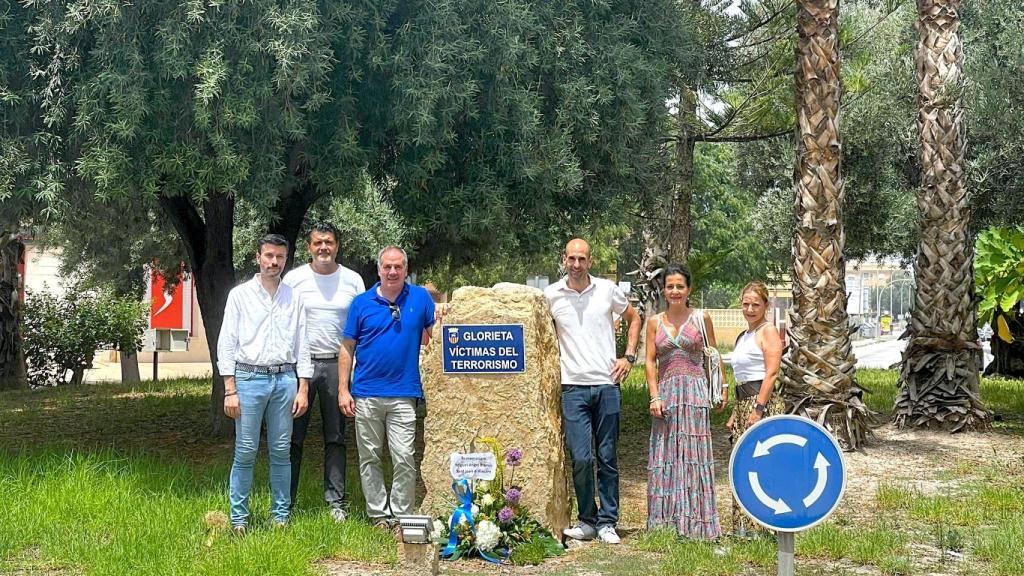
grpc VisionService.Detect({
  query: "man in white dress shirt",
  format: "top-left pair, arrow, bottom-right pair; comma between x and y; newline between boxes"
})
283,223 -> 365,522
218,233 -> 312,534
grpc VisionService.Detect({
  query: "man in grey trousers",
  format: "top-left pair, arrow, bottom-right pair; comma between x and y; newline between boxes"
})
338,246 -> 435,528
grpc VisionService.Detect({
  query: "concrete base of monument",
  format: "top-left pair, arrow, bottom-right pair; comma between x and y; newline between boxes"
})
420,283 -> 571,536
398,542 -> 439,575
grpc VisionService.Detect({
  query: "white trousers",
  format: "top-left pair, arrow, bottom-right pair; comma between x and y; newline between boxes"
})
354,396 -> 418,519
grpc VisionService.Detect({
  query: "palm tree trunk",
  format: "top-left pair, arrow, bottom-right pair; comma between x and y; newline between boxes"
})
781,0 -> 874,450
894,0 -> 990,431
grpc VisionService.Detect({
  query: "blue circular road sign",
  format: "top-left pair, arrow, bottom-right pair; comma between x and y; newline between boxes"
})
729,415 -> 846,532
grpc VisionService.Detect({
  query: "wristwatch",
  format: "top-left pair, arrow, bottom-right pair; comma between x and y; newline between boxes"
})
754,402 -> 767,414
625,354 -> 637,364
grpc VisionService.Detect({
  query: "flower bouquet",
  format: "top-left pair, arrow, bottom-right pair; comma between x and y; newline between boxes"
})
434,440 -> 564,565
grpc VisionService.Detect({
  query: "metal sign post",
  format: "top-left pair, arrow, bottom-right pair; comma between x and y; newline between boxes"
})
730,415 -> 847,576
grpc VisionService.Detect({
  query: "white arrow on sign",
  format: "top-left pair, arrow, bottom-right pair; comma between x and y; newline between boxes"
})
753,433 -> 807,457
154,290 -> 174,317
748,471 -> 792,514
802,452 -> 831,507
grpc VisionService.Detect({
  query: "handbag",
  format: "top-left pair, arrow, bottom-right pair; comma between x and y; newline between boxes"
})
696,309 -> 723,407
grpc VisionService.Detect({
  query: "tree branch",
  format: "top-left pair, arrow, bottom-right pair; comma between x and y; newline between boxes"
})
694,128 -> 793,143
846,0 -> 911,51
157,192 -> 206,270
720,0 -> 796,44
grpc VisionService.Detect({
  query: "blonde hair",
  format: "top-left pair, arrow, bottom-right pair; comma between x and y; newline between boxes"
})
740,281 -> 769,304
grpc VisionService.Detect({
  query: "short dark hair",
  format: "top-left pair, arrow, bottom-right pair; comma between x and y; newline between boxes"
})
257,233 -> 289,253
661,263 -> 692,289
307,222 -> 339,243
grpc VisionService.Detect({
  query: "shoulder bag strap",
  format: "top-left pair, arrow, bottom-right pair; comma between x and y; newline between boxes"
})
696,309 -> 709,346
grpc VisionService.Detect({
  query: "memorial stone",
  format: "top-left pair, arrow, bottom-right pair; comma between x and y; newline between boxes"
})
421,283 -> 570,534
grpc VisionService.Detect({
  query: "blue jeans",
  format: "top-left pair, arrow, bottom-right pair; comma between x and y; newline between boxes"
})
561,384 -> 620,528
229,370 -> 297,526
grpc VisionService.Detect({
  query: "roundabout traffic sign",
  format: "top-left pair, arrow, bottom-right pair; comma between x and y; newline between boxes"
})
729,415 -> 846,533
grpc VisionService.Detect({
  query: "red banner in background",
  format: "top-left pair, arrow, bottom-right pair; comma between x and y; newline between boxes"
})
148,267 -> 191,332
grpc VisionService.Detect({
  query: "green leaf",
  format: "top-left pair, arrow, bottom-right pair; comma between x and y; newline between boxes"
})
997,315 -> 1014,343
999,286 -> 1023,313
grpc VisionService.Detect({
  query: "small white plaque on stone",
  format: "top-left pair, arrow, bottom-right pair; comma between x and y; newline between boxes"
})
449,452 -> 497,480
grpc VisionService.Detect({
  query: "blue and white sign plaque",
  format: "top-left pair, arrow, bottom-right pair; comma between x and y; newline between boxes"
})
442,324 -> 526,374
729,415 -> 847,532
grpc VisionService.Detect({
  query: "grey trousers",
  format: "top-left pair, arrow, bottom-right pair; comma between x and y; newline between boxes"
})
354,396 -> 417,519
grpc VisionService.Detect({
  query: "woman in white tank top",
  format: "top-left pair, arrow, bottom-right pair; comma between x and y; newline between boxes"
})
726,281 -> 785,535
727,282 -> 785,430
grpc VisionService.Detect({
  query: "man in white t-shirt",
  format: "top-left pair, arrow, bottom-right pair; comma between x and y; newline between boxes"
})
544,238 -> 641,545
283,223 -> 366,522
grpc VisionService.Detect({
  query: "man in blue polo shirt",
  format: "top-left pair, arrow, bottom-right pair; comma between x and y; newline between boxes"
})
338,245 -> 435,528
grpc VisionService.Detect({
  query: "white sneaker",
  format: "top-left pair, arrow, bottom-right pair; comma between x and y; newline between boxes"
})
597,525 -> 621,544
563,522 -> 598,540
329,507 -> 347,523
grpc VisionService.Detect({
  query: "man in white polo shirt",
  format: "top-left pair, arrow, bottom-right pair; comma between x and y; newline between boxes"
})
545,238 -> 641,545
283,223 -> 365,522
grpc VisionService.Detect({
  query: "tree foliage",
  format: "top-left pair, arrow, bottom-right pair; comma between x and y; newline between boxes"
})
975,227 -> 1024,332
3,0 -> 703,430
740,1 -> 919,273
23,287 -> 147,387
975,226 -> 1024,378
963,0 -> 1024,230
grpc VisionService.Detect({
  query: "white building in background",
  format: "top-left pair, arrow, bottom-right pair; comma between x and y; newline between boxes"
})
22,240 -> 67,299
20,239 -> 212,364
845,258 -> 914,318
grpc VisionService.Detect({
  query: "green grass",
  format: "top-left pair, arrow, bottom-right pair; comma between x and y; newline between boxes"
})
974,519 -> 1024,576
5,370 -> 1024,575
0,379 -> 395,575
620,366 -> 1024,576
875,469 -> 1024,575
857,368 -> 1024,432
797,523 -> 910,574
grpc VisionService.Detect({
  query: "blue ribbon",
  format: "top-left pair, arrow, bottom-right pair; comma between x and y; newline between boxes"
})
441,479 -> 475,558
440,479 -> 504,564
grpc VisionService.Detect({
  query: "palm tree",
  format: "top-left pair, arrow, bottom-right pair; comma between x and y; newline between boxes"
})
893,0 -> 990,430
781,0 -> 874,449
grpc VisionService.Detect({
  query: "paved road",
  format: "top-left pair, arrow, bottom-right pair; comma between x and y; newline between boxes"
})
854,336 -> 993,370
854,337 -> 905,369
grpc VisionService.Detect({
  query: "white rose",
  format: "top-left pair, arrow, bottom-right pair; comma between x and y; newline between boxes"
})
481,494 -> 495,507
430,519 -> 446,541
477,481 -> 491,492
475,520 -> 500,551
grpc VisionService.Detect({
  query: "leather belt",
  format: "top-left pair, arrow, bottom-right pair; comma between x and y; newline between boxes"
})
311,353 -> 338,361
736,380 -> 762,401
235,362 -> 295,375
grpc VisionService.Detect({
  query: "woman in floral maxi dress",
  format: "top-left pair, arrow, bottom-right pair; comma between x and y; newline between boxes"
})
646,264 -> 726,540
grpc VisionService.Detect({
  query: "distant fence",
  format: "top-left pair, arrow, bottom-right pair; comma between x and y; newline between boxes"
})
707,309 -> 748,347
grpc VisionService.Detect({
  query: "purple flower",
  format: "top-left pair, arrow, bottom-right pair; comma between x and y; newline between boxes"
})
505,487 -> 522,505
505,448 -> 523,467
498,507 -> 514,523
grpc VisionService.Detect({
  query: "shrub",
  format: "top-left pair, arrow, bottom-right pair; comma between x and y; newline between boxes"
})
23,289 -> 147,386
